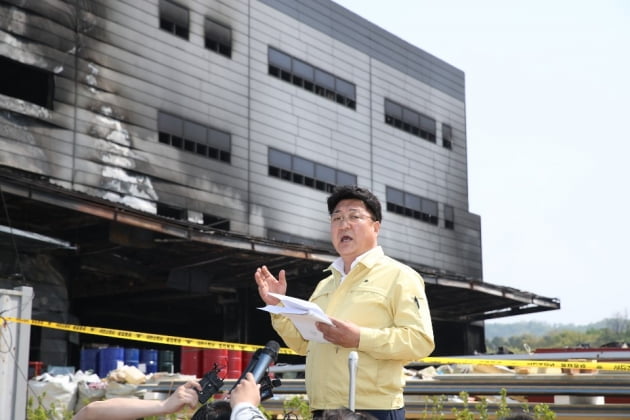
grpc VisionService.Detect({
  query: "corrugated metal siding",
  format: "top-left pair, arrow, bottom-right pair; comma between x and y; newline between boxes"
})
258,0 -> 466,102
0,0 -> 481,279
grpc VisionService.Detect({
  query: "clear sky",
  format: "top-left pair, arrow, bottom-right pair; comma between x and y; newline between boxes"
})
333,0 -> 630,325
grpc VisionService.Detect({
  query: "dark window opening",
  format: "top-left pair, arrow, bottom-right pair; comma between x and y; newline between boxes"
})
203,214 -> 230,230
196,144 -> 208,156
171,136 -> 183,148
0,56 -> 54,109
384,99 -> 438,145
444,204 -> 454,229
386,186 -> 440,226
157,203 -> 230,230
268,47 -> 356,111
174,25 -> 188,39
205,18 -> 232,58
158,132 -> 171,144
268,148 -> 357,192
442,123 -> 453,150
184,140 -> 195,152
159,0 -> 189,40
292,76 -> 304,87
157,203 -> 186,220
160,19 -> 175,33
158,112 -> 231,163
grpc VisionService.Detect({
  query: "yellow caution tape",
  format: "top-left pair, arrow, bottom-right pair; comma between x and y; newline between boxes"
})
4,317 -> 630,372
421,356 -> 630,373
2,316 -> 295,354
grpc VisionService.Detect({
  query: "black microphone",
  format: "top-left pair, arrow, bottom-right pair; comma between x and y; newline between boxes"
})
231,340 -> 280,390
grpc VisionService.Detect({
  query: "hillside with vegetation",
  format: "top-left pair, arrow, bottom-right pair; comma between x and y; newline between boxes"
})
485,314 -> 630,353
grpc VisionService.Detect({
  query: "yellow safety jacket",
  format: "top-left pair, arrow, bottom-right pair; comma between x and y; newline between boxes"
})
271,246 -> 435,410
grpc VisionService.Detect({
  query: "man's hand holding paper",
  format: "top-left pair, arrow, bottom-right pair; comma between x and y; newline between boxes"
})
259,292 -> 333,343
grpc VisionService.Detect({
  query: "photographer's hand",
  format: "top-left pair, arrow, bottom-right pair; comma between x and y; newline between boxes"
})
162,380 -> 201,413
254,265 -> 287,305
72,381 -> 200,420
229,372 -> 261,408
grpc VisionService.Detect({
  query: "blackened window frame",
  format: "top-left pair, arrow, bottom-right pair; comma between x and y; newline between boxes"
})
204,17 -> 232,58
0,56 -> 54,109
159,0 -> 189,40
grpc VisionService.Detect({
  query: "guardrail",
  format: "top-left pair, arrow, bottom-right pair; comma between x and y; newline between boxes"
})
227,375 -> 630,419
141,373 -> 630,419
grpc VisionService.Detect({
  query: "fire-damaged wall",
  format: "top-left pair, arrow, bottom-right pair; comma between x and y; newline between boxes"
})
0,0 -> 256,366
1,0 -> 486,278
2,0 -> 210,217
0,0 -> 257,223
0,0 -> 554,366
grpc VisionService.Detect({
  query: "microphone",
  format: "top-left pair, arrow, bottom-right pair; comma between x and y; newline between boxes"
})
231,340 -> 280,390
348,351 -> 358,411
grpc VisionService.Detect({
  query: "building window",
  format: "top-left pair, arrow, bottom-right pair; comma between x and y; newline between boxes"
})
268,47 -> 356,110
268,148 -> 357,193
158,112 -> 230,163
205,18 -> 231,57
159,0 -> 189,40
386,186 -> 439,226
442,123 -> 452,150
157,203 -> 229,230
0,56 -> 54,109
384,99 -> 436,143
444,204 -> 454,229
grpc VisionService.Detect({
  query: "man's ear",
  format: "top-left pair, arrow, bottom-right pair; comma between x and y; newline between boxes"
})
373,220 -> 381,234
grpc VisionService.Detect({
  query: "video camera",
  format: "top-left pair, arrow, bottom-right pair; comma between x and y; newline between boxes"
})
197,341 -> 282,404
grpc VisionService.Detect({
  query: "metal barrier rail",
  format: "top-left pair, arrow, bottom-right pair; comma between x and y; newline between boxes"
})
142,375 -> 630,419
145,374 -> 630,398
257,399 -> 630,419
258,377 -> 630,419
253,375 -> 630,397
405,374 -> 630,396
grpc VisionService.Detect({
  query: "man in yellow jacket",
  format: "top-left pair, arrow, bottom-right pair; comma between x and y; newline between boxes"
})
255,185 -> 435,420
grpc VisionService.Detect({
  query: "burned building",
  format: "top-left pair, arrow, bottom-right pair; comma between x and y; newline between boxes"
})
0,0 -> 559,367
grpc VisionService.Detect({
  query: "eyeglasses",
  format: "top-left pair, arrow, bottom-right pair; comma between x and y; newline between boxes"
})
330,212 -> 375,226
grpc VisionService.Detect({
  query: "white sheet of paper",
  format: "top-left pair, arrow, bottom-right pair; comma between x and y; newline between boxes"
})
259,293 -> 333,343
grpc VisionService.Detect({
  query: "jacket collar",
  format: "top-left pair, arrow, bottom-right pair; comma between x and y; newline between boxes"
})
327,246 -> 383,276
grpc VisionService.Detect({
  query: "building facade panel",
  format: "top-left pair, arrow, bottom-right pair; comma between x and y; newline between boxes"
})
1,0 -> 484,329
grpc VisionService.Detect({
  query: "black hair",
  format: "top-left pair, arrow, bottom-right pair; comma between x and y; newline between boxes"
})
191,400 -> 231,420
326,185 -> 382,222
